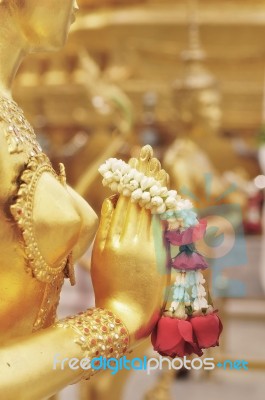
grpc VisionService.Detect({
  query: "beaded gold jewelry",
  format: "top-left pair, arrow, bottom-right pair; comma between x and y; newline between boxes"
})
0,96 -> 42,157
56,308 -> 130,380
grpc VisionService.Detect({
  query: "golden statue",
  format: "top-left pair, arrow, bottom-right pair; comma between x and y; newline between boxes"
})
0,1 -> 170,398
164,4 -> 246,211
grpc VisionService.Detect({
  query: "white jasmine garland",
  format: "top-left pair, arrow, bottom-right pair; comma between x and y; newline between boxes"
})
99,158 -> 194,215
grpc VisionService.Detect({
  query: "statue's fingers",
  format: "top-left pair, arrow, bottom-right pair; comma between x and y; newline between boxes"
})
95,195 -> 116,250
148,158 -> 161,177
156,169 -> 169,186
136,207 -> 152,242
107,195 -> 130,241
139,145 -> 153,173
120,201 -> 141,240
128,157 -> 138,169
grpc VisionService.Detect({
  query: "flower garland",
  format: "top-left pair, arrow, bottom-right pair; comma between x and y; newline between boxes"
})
99,158 -> 194,220
152,218 -> 222,358
99,157 -> 222,359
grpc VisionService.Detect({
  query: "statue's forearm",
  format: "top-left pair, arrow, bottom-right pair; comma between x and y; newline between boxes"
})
0,308 -> 129,400
0,325 -> 82,400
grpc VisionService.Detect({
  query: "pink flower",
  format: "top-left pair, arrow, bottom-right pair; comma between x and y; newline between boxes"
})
190,313 -> 223,349
166,219 -> 207,246
172,251 -> 208,271
151,316 -> 203,358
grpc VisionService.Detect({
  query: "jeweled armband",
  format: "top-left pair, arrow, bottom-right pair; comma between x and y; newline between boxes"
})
55,308 -> 129,380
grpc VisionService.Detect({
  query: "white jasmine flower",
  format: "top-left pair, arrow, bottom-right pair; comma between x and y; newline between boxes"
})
174,303 -> 187,320
102,178 -> 108,187
133,171 -> 145,182
193,297 -> 208,311
193,298 -> 201,311
151,196 -> 163,207
111,159 -> 126,172
110,182 -> 118,192
141,192 -> 151,204
178,199 -> 193,210
126,179 -> 139,192
160,187 -> 168,197
121,170 -> 135,184
174,272 -> 182,285
171,301 -> 179,309
167,190 -> 178,198
103,171 -> 113,182
140,177 -> 156,190
165,196 -> 178,209
98,163 -> 109,175
150,185 -> 162,197
195,271 -> 206,285
131,188 -> 143,201
200,297 -> 208,308
197,284 -> 207,297
156,204 -> 167,214
112,170 -> 123,182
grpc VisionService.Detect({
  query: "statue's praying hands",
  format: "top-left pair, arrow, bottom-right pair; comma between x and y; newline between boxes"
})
92,146 -> 172,346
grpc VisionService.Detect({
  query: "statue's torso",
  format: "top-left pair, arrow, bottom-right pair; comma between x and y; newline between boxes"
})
0,97 -> 82,344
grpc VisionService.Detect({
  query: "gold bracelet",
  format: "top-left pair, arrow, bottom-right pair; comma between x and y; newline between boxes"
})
55,308 -> 130,379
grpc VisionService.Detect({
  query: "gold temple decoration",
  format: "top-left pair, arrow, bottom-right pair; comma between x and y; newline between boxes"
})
56,308 -> 130,380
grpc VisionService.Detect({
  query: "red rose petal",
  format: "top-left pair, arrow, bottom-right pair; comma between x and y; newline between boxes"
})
191,314 -> 222,349
151,317 -> 201,358
178,319 -> 194,343
152,317 -> 183,350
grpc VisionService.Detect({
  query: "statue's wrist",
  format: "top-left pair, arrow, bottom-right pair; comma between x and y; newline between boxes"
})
55,307 -> 129,380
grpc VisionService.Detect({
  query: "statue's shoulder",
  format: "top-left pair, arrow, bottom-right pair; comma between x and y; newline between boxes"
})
0,97 -> 42,156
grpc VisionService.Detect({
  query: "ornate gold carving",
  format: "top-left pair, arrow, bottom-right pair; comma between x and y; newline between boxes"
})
0,96 -> 42,156
33,274 -> 65,332
10,154 -> 69,283
56,308 -> 129,379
